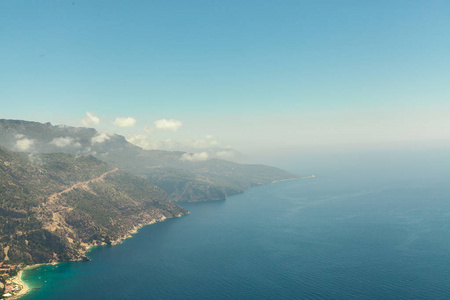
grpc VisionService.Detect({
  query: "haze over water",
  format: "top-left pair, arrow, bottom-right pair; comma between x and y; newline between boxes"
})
21,149 -> 450,299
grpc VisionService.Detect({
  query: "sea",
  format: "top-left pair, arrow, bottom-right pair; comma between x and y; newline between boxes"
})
21,148 -> 450,299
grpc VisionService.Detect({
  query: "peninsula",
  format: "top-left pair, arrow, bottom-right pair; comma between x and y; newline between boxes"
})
0,119 -> 299,299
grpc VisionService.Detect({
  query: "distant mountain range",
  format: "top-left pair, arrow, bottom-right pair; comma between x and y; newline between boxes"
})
0,119 -> 298,202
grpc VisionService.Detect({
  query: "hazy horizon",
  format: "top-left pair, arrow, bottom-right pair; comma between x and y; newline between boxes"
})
1,1 -> 450,163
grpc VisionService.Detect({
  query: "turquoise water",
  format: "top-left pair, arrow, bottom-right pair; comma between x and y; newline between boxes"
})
21,150 -> 450,299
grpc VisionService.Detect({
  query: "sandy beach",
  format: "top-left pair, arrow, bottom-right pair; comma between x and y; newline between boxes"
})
7,270 -> 30,299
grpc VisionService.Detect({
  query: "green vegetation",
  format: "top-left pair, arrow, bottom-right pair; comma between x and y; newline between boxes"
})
0,146 -> 187,264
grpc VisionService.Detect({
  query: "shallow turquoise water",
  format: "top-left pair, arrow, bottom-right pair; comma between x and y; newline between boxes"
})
21,151 -> 450,299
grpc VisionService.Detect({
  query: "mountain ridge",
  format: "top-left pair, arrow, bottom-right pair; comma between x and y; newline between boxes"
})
0,119 -> 299,202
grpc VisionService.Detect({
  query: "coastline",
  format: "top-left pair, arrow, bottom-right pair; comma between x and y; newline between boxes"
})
86,211 -> 187,251
9,178 -> 301,299
10,212 -> 186,299
271,175 -> 315,184
9,178 -> 299,299
8,271 -> 29,300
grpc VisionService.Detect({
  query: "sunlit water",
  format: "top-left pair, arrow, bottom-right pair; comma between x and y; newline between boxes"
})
22,150 -> 450,299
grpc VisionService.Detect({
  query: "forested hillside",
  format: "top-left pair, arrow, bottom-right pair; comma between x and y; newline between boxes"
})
0,146 -> 186,264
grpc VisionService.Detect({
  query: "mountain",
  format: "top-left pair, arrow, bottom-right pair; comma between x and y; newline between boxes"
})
0,119 -> 298,202
0,146 -> 187,264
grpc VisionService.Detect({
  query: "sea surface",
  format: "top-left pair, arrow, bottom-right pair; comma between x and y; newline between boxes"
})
21,149 -> 450,299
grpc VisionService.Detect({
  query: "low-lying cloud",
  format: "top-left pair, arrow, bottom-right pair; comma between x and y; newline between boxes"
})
126,134 -> 159,150
114,117 -> 136,128
15,138 -> 34,151
91,133 -> 111,144
180,152 -> 209,162
154,119 -> 182,131
126,133 -> 225,154
27,153 -> 43,166
215,150 -> 235,158
81,112 -> 100,127
50,137 -> 81,148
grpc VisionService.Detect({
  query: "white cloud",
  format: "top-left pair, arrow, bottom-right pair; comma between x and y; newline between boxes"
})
126,134 -> 159,150
15,134 -> 25,139
126,133 -> 224,152
81,112 -> 100,127
205,135 -> 219,145
91,133 -> 111,144
50,137 -> 81,148
180,152 -> 210,162
154,119 -> 182,131
27,153 -> 43,166
215,150 -> 235,158
114,117 -> 136,128
15,138 -> 34,151
128,136 -> 169,150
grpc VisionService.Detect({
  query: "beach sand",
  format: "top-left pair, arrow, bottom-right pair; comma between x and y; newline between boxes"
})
8,270 -> 30,299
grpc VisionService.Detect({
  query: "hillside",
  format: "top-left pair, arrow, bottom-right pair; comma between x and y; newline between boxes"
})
0,146 -> 187,264
0,119 -> 299,202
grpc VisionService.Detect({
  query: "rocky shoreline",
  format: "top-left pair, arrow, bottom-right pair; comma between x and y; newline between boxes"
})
10,211 -> 187,299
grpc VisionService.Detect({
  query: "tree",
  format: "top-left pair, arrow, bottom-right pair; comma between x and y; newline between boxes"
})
9,267 -> 18,277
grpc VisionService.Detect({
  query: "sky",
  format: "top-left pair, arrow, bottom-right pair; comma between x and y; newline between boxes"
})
1,0 -> 449,162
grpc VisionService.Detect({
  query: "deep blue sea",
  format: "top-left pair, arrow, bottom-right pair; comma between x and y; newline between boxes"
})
21,149 -> 450,299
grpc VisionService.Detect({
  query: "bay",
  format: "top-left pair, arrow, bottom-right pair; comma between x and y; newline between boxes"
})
21,150 -> 450,299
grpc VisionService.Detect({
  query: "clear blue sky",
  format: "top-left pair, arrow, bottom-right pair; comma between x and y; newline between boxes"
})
1,1 -> 449,157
